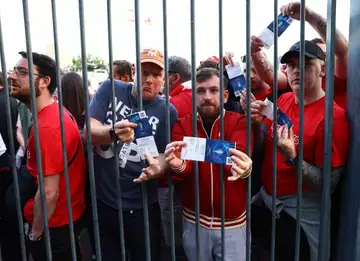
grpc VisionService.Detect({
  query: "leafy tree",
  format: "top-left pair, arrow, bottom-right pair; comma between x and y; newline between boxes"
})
70,54 -> 107,72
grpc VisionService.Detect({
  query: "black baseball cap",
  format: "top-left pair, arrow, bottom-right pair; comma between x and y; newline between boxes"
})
280,40 -> 325,64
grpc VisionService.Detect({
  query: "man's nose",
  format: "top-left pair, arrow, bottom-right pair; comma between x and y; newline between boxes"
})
204,90 -> 212,100
8,72 -> 17,81
145,73 -> 153,82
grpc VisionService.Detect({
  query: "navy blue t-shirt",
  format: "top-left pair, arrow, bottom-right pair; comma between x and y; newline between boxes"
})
89,80 -> 178,209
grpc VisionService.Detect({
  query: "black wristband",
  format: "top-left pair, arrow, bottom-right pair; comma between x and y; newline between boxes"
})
109,128 -> 114,140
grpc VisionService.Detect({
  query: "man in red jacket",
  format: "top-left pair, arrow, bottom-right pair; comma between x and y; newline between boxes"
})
164,67 -> 253,261
168,56 -> 192,118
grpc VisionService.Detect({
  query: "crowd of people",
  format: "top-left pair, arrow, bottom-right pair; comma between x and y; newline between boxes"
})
0,2 -> 350,261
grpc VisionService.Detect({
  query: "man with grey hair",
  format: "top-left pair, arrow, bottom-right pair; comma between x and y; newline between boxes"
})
168,55 -> 192,118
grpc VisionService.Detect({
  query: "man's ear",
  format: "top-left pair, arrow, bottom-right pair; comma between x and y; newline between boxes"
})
224,90 -> 229,103
41,76 -> 51,90
320,62 -> 326,77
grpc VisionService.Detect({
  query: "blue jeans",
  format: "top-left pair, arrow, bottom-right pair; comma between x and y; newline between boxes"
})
97,199 -> 161,261
182,219 -> 247,261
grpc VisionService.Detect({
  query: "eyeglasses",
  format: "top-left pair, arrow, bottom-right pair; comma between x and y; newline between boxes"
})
7,67 -> 45,78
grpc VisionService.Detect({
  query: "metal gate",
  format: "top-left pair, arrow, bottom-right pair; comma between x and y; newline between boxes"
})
0,0 -> 358,260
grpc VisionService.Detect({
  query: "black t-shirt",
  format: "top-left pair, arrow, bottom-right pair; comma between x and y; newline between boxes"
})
0,88 -> 19,167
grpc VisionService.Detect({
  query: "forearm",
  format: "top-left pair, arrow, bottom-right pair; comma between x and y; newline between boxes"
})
301,160 -> 344,193
31,191 -> 58,234
88,123 -> 112,145
307,10 -> 348,57
251,51 -> 274,86
251,52 -> 288,90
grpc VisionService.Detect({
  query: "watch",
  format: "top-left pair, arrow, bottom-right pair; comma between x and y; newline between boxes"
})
28,232 -> 41,242
285,156 -> 298,166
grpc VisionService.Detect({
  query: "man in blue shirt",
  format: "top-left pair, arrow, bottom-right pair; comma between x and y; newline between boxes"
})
88,49 -> 178,260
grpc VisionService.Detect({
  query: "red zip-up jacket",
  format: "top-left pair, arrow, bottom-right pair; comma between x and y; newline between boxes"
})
169,81 -> 193,119
171,111 -> 253,229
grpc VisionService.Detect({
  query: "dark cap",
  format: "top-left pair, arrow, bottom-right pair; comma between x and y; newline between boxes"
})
280,40 -> 325,64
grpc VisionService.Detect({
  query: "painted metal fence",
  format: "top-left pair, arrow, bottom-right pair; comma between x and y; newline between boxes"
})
1,0 -> 358,260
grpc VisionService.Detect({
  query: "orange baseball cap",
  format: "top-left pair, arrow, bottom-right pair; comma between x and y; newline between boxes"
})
140,48 -> 164,69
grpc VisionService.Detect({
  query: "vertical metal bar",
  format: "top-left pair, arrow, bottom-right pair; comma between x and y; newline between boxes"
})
318,0 -> 336,260
162,0 -> 176,260
106,0 -> 127,259
270,1 -> 279,260
21,0 -> 53,259
0,16 -> 28,261
77,0 -> 102,260
245,0 -> 252,259
218,0 -> 225,259
134,1 -> 151,260
294,0 -> 306,260
190,0 -> 200,260
50,1 -> 77,260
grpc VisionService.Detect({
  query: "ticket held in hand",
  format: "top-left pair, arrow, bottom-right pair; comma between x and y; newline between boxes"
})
226,62 -> 246,97
261,98 -> 293,128
181,136 -> 236,165
127,111 -> 159,158
259,13 -> 293,49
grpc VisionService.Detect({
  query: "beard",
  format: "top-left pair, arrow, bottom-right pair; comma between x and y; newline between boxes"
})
197,103 -> 220,121
11,78 -> 41,103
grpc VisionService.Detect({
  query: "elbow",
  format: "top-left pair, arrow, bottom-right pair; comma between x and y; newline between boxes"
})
44,187 -> 59,204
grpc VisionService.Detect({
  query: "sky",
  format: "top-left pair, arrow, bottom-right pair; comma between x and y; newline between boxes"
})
0,0 -> 350,70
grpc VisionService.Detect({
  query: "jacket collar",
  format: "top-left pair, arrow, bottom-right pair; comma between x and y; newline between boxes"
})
169,80 -> 192,98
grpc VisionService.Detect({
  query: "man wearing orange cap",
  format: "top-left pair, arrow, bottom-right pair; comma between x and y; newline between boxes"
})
88,48 -> 178,260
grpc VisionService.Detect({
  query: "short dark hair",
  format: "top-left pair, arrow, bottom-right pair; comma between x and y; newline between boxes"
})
19,51 -> 57,94
168,56 -> 192,83
197,60 -> 218,71
113,60 -> 132,80
196,67 -> 228,89
0,71 -> 3,87
311,38 -> 325,45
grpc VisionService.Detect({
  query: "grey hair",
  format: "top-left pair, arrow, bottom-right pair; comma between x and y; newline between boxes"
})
168,56 -> 192,84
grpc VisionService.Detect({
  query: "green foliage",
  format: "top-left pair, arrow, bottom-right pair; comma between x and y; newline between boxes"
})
70,54 -> 107,72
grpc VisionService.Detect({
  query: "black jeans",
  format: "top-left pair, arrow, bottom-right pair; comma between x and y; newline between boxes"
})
97,199 -> 162,261
251,204 -> 310,261
26,217 -> 84,261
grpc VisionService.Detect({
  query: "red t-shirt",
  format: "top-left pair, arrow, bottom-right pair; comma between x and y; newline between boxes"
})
24,102 -> 86,228
331,76 -> 347,110
281,71 -> 347,110
261,92 -> 349,196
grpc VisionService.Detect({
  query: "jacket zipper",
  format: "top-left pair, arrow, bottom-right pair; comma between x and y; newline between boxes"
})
197,113 -> 223,228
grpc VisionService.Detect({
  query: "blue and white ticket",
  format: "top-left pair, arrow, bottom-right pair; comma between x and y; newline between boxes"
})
259,13 -> 293,49
127,111 -> 159,159
181,136 -> 236,165
261,98 -> 293,128
225,62 -> 246,97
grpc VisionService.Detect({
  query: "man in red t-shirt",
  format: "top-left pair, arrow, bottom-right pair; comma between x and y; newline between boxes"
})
250,2 -> 348,111
242,41 -> 349,261
9,52 -> 86,261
